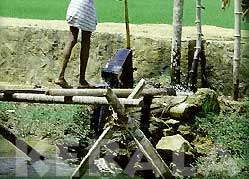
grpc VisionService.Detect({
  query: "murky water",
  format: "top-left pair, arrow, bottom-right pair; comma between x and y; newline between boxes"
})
0,136 -> 75,178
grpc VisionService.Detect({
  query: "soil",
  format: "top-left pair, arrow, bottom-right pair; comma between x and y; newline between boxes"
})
1,17 -> 248,41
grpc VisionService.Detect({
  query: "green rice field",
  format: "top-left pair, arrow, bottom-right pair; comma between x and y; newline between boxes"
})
0,0 -> 248,29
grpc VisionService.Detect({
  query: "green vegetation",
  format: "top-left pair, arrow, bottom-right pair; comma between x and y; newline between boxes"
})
0,0 -> 249,29
0,102 -> 91,143
1,99 -> 249,178
194,100 -> 249,178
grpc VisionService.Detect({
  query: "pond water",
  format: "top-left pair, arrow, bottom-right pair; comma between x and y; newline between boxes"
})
0,135 -> 75,178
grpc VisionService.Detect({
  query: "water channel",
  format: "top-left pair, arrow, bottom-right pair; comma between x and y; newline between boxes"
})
0,135 -> 75,178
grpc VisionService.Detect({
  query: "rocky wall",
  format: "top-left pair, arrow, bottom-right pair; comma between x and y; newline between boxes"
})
0,25 -> 248,95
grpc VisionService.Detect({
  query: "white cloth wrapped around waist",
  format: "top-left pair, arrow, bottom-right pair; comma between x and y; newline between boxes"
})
66,0 -> 97,32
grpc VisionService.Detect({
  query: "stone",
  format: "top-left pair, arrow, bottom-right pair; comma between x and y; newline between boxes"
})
156,134 -> 192,153
187,88 -> 220,113
163,127 -> 175,136
165,119 -> 180,125
177,125 -> 191,135
177,124 -> 196,142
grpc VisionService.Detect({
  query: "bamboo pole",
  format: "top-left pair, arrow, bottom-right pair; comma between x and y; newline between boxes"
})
170,0 -> 184,85
126,80 -> 173,178
0,93 -> 142,106
190,0 -> 203,91
46,88 -> 176,97
233,0 -> 242,100
124,0 -> 131,49
0,89 -> 46,94
71,126 -> 114,179
106,88 -> 129,124
128,79 -> 146,99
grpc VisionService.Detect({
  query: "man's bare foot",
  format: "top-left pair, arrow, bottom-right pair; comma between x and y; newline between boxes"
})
77,81 -> 96,89
54,78 -> 73,89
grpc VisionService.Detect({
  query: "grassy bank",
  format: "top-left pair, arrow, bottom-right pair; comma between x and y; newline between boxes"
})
0,102 -> 91,143
194,99 -> 249,178
0,0 -> 249,29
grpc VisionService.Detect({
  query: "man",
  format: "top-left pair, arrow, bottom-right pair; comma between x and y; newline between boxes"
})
55,0 -> 97,88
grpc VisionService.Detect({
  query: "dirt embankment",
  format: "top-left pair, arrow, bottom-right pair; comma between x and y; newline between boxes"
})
0,17 -> 248,95
1,17 -> 246,41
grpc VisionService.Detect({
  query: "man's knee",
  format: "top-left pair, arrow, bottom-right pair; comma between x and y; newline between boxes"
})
63,51 -> 70,60
81,31 -> 92,43
63,36 -> 78,59
69,37 -> 78,46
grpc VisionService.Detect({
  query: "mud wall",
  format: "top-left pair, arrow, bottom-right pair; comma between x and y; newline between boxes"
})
0,24 -> 248,95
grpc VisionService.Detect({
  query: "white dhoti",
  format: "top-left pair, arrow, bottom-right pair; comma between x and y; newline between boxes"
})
66,0 -> 97,32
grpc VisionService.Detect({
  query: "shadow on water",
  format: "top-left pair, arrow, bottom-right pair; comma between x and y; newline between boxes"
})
0,135 -> 75,178
0,136 -> 143,179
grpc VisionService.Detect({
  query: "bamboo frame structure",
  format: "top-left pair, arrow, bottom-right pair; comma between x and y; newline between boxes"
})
70,80 -> 173,179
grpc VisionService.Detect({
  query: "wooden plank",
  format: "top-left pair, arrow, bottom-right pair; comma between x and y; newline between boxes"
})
128,79 -> 146,99
0,93 -> 142,106
46,88 -> 176,97
71,126 -> 114,179
127,80 -> 173,178
105,88 -> 128,124
128,121 -> 174,179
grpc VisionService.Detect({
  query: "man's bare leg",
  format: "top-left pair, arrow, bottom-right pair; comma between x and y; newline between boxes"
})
55,26 -> 79,88
78,30 -> 94,88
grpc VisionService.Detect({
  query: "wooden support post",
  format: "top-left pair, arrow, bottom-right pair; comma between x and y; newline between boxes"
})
71,126 -> 114,179
70,80 -> 174,179
127,79 -> 173,178
128,79 -> 146,99
106,88 -> 173,179
140,95 -> 153,138
127,127 -> 173,179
